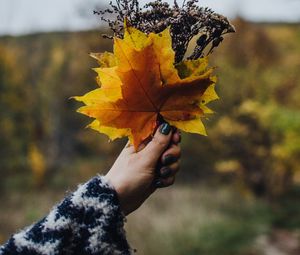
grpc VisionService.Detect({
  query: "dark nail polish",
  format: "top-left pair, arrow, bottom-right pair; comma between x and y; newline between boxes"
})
155,180 -> 163,188
159,123 -> 171,135
160,167 -> 171,178
163,155 -> 177,165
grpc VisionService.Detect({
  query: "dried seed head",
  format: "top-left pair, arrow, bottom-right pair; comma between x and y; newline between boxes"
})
95,0 -> 235,63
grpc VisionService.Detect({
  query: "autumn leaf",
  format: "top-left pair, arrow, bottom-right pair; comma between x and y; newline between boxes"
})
74,24 -> 218,150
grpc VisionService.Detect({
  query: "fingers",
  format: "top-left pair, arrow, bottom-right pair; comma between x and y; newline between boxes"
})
172,129 -> 181,144
160,143 -> 181,166
155,176 -> 175,188
123,125 -> 181,157
123,124 -> 178,157
122,135 -> 152,155
156,159 -> 180,188
156,138 -> 181,188
159,161 -> 180,177
142,123 -> 173,161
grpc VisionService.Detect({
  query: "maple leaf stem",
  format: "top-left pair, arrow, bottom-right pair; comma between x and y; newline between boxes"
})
157,113 -> 166,126
151,113 -> 166,136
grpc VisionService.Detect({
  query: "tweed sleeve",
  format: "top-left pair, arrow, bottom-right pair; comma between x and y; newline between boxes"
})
0,175 -> 132,255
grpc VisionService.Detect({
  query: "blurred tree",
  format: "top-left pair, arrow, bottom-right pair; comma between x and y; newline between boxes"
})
198,18 -> 300,200
212,101 -> 300,198
0,45 -> 31,186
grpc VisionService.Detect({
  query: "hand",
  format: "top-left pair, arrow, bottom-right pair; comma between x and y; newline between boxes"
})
105,123 -> 181,215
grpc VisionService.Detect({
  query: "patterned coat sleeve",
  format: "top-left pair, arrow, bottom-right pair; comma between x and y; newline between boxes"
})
0,176 -> 132,255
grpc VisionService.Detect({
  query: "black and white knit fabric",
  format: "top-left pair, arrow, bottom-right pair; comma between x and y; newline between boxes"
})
0,176 -> 132,255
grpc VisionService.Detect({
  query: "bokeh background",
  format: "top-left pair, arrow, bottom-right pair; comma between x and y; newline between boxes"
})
1,0 -> 300,254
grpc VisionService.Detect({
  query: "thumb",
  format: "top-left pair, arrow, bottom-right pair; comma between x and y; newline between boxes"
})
141,123 -> 172,162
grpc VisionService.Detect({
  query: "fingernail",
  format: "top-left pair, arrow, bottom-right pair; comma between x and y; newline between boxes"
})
160,167 -> 171,178
162,155 -> 177,165
159,123 -> 171,135
155,180 -> 163,188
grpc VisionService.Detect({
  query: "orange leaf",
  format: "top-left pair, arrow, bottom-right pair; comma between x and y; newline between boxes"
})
75,24 -> 218,149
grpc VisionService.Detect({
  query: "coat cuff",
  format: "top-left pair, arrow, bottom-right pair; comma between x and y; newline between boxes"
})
1,175 -> 132,255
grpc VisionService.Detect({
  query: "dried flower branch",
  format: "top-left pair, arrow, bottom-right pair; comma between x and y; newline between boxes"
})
95,0 -> 235,63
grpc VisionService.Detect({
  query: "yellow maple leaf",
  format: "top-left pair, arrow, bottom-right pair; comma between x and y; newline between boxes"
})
74,24 -> 218,149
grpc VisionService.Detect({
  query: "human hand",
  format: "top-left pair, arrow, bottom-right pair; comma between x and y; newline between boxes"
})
105,123 -> 181,215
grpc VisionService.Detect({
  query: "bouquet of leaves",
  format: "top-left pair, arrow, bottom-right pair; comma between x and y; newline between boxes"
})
74,0 -> 235,150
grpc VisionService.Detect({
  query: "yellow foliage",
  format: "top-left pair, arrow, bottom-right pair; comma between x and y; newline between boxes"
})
28,144 -> 46,185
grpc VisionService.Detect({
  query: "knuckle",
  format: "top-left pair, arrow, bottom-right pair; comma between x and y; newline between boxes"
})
153,136 -> 168,148
169,144 -> 181,157
163,176 -> 175,187
173,162 -> 180,169
174,146 -> 181,157
170,160 -> 180,173
170,162 -> 180,173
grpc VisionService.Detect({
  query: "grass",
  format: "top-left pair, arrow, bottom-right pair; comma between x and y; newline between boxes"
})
126,184 -> 272,255
0,163 -> 272,255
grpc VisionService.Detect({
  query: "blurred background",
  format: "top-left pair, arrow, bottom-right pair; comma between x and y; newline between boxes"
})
1,0 -> 300,254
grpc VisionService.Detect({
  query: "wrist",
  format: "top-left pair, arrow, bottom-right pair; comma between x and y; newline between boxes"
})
105,172 -> 130,215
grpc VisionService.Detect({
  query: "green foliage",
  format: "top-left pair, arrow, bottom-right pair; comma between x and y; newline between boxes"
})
169,196 -> 271,255
272,186 -> 300,230
174,219 -> 262,255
